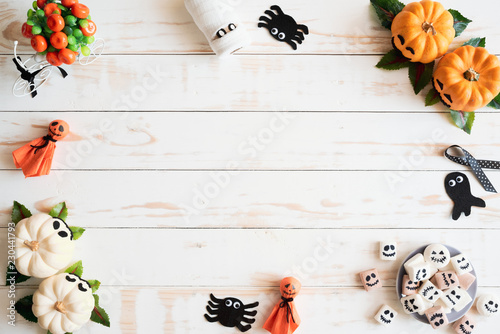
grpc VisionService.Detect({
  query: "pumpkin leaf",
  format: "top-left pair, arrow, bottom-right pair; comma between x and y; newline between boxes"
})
87,279 -> 101,293
408,61 -> 435,95
370,0 -> 405,29
69,226 -> 86,240
12,201 -> 32,225
5,263 -> 31,285
425,87 -> 441,106
91,294 -> 111,327
48,202 -> 68,221
449,9 -> 472,37
487,92 -> 500,109
450,110 -> 475,134
376,49 -> 410,70
65,260 -> 83,277
15,295 -> 37,323
463,37 -> 486,48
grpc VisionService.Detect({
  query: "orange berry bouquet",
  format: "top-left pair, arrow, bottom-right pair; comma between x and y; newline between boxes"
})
22,0 -> 97,66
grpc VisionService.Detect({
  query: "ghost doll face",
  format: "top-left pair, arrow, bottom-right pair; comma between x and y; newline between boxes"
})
48,120 -> 69,140
380,241 -> 397,261
424,244 -> 450,269
280,277 -> 301,298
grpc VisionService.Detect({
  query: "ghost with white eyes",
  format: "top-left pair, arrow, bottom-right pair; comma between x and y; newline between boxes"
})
476,294 -> 499,317
444,172 -> 485,220
379,241 -> 397,261
184,0 -> 251,56
374,304 -> 398,326
424,244 -> 450,269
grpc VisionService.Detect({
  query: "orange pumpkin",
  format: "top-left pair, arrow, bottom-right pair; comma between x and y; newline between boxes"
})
433,46 -> 500,112
391,1 -> 455,64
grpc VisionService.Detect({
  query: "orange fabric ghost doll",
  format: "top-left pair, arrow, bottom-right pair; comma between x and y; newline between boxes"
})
12,120 -> 69,177
263,277 -> 301,334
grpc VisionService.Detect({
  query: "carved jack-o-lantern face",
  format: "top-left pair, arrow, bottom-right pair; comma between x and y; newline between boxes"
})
48,120 -> 69,140
280,277 -> 301,298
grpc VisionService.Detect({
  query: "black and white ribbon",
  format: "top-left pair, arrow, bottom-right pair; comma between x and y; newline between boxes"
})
445,145 -> 498,193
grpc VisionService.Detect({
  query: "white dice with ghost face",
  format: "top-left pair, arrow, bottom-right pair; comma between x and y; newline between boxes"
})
451,254 -> 473,276
476,294 -> 499,317
374,304 -> 398,326
424,244 -> 451,269
380,241 -> 397,261
401,294 -> 425,314
404,253 -> 431,282
418,280 -> 443,303
442,287 -> 473,312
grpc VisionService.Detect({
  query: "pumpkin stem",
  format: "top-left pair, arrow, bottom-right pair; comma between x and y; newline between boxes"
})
422,22 -> 437,35
464,68 -> 480,81
23,240 -> 39,252
54,301 -> 67,314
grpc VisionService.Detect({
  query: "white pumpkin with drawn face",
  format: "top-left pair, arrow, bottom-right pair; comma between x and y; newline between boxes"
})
15,213 -> 75,278
33,273 -> 95,334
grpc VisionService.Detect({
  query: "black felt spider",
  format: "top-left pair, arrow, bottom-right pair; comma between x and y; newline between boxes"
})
258,5 -> 309,50
204,293 -> 259,332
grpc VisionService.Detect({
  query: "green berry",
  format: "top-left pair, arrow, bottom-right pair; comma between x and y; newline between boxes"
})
27,20 -> 35,26
32,1 -> 37,10
43,26 -> 53,34
38,50 -> 48,56
65,15 -> 77,26
68,44 -> 79,52
28,9 -> 34,19
47,45 -> 57,52
63,26 -> 73,36
36,9 -> 44,18
81,45 -> 91,57
84,35 -> 95,44
67,35 -> 76,45
79,20 -> 88,28
73,28 -> 83,38
31,25 -> 42,35
87,15 -> 91,20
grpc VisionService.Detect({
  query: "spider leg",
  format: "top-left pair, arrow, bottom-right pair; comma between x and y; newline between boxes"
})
242,301 -> 259,309
236,323 -> 252,332
208,300 -> 218,308
295,31 -> 305,40
264,10 -> 277,19
297,24 -> 309,35
243,310 -> 257,316
205,306 -> 218,315
285,40 -> 298,50
270,5 -> 284,16
291,36 -> 303,44
209,293 -> 223,303
240,316 -> 256,324
204,314 -> 219,322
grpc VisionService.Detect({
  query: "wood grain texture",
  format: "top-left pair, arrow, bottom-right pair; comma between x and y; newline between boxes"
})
1,0 -> 499,55
1,112 -> 499,170
1,286 -> 499,333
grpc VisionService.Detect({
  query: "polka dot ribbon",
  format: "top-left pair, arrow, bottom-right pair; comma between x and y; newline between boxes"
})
445,145 -> 498,193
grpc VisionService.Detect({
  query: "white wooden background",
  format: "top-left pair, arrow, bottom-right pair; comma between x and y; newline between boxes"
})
1,0 -> 500,333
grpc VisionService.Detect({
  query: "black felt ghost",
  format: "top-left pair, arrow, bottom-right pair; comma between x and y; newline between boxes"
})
258,5 -> 309,50
444,172 -> 485,220
204,294 -> 259,332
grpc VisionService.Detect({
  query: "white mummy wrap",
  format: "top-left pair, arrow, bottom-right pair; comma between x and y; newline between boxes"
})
184,0 -> 251,56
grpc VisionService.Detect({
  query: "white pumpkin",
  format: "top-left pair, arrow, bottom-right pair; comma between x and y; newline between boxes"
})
15,213 -> 75,278
33,273 -> 95,334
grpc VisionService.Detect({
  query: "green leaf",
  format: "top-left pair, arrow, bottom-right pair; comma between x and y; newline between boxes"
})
15,295 -> 37,323
449,9 -> 472,37
91,294 -> 111,327
450,110 -> 475,134
12,201 -> 32,225
49,202 -> 68,221
370,0 -> 405,29
376,49 -> 410,70
87,279 -> 101,293
425,87 -> 441,106
65,260 -> 83,277
408,61 -> 435,95
69,226 -> 86,240
487,92 -> 500,109
463,37 -> 486,48
5,263 -> 31,285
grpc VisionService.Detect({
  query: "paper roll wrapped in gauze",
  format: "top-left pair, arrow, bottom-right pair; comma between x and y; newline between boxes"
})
184,0 -> 251,56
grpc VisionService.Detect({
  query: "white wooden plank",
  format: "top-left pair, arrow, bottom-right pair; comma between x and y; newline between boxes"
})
0,170 -> 499,228
1,286 -> 499,333
2,0 -> 499,55
1,54 -> 493,112
1,112 -> 498,171
1,228 -> 499,286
